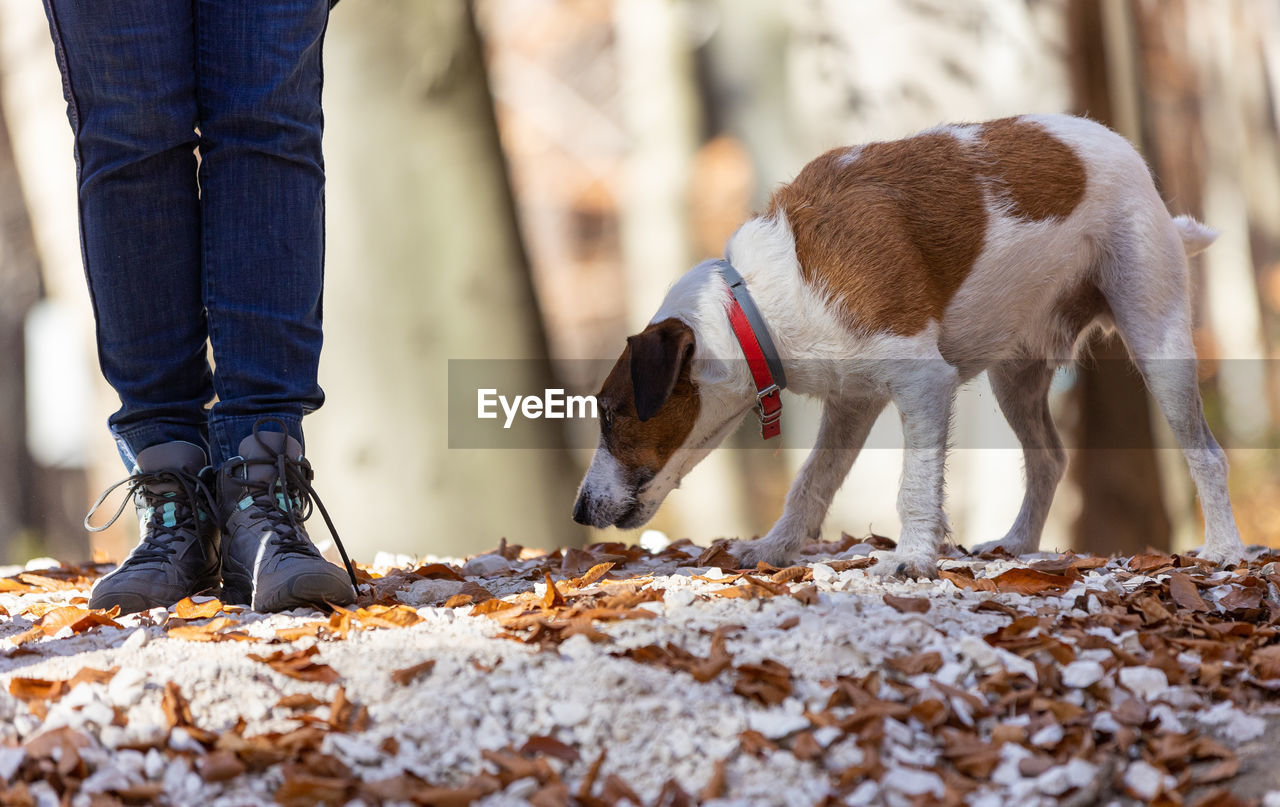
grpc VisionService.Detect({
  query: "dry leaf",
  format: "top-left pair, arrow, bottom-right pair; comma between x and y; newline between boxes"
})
68,667 -> 118,688
771,566 -> 810,584
600,774 -> 643,806
168,616 -> 253,642
1168,572 -> 1209,612
792,585 -> 820,605
733,659 -> 792,705
275,623 -> 327,642
173,596 -> 224,620
700,759 -> 727,801
1250,645 -> 1280,680
411,563 -> 465,581
541,572 -> 566,610
578,749 -> 608,801
886,651 -> 944,676
695,544 -> 739,570
990,568 -> 1074,595
198,750 -> 246,782
354,604 -> 423,629
471,599 -> 518,617
163,681 -> 196,731
1218,585 -> 1264,612
1129,552 -> 1176,574
883,593 -> 931,614
248,646 -> 341,684
277,693 -> 326,710
572,562 -> 615,589
940,569 -> 998,592
520,735 -> 579,763
39,606 -> 120,636
390,659 -> 436,686
9,678 -> 65,703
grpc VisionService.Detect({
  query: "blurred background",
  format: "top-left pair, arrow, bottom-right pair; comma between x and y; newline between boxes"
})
1,0 -> 1279,566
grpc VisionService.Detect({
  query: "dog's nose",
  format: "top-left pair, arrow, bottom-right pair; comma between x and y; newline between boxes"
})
572,495 -> 591,525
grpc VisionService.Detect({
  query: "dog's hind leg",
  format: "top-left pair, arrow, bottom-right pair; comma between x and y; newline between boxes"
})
970,360 -> 1065,557
731,394 -> 887,568
1104,222 -> 1245,565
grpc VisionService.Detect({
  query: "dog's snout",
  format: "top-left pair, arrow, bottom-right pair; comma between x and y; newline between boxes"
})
572,494 -> 592,525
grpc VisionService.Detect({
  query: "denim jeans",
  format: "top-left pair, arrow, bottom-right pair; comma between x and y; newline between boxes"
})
42,0 -> 330,469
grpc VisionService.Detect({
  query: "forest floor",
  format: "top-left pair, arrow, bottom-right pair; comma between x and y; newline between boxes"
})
0,535 -> 1279,806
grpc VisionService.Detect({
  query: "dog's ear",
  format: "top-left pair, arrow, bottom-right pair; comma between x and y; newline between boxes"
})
628,319 -> 696,422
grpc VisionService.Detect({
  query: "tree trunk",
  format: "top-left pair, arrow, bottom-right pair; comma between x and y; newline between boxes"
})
0,76 -> 41,563
1065,0 -> 1171,555
311,0 -> 582,559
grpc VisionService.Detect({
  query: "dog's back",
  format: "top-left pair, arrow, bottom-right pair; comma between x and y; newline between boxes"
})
765,114 -> 1193,370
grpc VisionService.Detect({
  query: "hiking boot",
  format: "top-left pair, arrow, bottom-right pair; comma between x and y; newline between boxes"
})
217,422 -> 357,612
86,442 -> 221,614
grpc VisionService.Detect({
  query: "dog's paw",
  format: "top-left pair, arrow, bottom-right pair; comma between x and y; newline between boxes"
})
968,537 -> 1034,558
728,538 -> 796,570
1193,542 -> 1246,567
867,552 -> 939,580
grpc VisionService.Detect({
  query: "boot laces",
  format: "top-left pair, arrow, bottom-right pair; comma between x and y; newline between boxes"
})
85,469 -> 214,565
224,421 -> 360,591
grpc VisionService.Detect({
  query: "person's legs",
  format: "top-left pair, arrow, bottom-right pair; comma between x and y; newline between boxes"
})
194,0 -> 329,467
43,0 -> 222,614
194,0 -> 355,611
42,0 -> 211,467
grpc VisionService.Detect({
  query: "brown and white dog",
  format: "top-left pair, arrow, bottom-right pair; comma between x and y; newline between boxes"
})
572,114 -> 1245,577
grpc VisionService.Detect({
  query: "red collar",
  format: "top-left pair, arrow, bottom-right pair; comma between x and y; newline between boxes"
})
717,260 -> 787,439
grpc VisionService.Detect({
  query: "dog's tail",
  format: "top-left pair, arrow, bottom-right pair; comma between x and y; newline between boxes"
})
1173,214 -> 1219,258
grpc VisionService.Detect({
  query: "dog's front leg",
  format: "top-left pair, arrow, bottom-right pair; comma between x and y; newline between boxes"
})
871,361 -> 959,579
731,395 -> 887,568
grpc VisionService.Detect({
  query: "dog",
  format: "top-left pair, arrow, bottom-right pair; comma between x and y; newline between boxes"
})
571,114 -> 1245,577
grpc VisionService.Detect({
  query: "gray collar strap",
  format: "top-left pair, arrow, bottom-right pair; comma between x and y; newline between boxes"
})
715,259 -> 787,439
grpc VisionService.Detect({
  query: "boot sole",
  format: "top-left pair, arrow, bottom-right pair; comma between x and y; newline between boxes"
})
254,573 -> 355,613
89,572 -> 222,615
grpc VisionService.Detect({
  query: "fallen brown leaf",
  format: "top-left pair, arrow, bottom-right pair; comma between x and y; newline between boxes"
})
886,651 -> 944,676
541,572 -> 566,610
520,735 -> 579,763
471,599 -> 518,617
1168,572 -> 1209,612
411,562 -> 465,581
248,646 -> 341,684
9,678 -> 65,703
991,567 -> 1075,595
390,659 -> 436,686
700,758 -> 727,801
572,562 -> 615,589
695,543 -> 739,570
198,750 -> 246,782
173,596 -> 224,620
39,606 -> 121,636
733,659 -> 793,705
883,593 -> 931,614
276,693 -> 327,710
353,604 -> 423,629
940,568 -> 997,592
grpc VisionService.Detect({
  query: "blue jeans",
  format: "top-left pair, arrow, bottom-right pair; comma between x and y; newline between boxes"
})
42,0 -> 329,469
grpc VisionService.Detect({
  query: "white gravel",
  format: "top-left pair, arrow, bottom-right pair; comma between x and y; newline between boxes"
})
1,542 -> 1278,805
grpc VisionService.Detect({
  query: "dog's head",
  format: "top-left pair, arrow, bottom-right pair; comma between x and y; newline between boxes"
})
572,316 -> 746,529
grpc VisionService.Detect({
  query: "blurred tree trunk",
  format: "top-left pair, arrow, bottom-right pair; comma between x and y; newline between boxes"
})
695,0 -> 799,536
1065,0 -> 1171,555
312,0 -> 582,559
0,77 -> 40,563
609,0 -> 755,544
